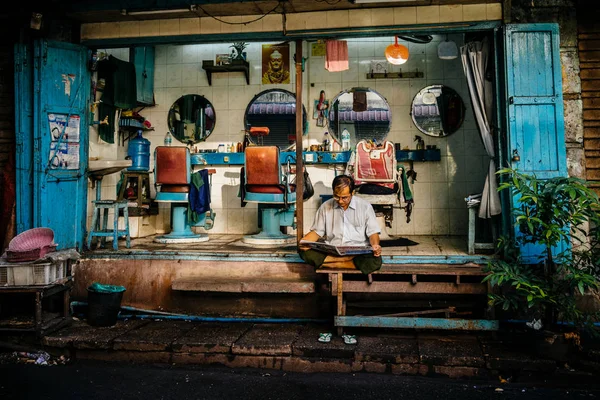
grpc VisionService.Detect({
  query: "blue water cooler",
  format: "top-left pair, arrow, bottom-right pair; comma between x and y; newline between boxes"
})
127,130 -> 150,171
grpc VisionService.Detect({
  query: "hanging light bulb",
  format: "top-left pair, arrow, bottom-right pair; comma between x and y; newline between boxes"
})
385,36 -> 409,65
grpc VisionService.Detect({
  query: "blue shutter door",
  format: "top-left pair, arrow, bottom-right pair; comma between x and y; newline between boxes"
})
504,23 -> 568,262
33,40 -> 90,250
14,43 -> 34,233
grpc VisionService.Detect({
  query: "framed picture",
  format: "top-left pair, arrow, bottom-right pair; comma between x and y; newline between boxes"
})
262,43 -> 290,84
215,54 -> 231,66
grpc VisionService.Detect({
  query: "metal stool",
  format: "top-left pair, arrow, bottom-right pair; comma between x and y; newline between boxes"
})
87,200 -> 131,250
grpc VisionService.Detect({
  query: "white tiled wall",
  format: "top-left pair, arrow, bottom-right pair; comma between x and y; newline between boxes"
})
87,34 -> 490,237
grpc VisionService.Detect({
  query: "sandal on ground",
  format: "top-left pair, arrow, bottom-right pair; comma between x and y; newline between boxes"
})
342,334 -> 357,345
318,333 -> 332,343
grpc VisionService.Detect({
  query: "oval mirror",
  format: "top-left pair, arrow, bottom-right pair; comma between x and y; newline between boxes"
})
327,88 -> 391,147
411,85 -> 465,138
168,94 -> 216,145
244,89 -> 307,151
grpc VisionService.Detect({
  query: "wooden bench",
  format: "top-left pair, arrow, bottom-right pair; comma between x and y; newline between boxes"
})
316,264 -> 498,334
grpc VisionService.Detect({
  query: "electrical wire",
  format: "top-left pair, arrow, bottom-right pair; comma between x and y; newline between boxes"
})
198,2 -> 281,25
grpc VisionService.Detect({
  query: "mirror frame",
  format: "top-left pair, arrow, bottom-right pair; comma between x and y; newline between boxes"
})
327,87 -> 392,146
243,89 -> 307,151
410,85 -> 466,138
167,94 -> 216,145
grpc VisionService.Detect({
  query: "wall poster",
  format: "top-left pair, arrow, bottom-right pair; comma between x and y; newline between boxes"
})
262,43 -> 290,84
47,113 -> 80,170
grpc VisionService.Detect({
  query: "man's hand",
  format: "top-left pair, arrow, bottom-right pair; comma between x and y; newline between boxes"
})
299,230 -> 321,252
372,244 -> 382,257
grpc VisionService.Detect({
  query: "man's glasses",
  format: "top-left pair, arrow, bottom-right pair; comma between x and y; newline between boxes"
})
333,195 -> 352,202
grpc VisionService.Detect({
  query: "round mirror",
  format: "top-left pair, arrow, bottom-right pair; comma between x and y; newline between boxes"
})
168,94 -> 216,145
411,85 -> 465,138
327,88 -> 391,146
244,89 -> 307,151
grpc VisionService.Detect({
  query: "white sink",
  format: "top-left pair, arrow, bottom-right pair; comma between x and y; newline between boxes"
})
88,159 -> 132,179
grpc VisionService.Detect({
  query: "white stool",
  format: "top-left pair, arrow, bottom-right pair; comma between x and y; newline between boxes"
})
468,205 -> 495,255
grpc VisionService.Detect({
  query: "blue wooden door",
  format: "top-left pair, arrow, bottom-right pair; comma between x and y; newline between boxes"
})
504,23 -> 567,262
33,40 -> 90,250
14,43 -> 34,233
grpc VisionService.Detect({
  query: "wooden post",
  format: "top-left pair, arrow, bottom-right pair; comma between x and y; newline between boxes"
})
295,40 -> 304,244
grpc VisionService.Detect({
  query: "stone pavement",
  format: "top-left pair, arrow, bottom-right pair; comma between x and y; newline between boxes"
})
28,318 -> 600,383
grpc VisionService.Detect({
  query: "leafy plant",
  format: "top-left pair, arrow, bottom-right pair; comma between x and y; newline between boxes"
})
483,167 -> 600,332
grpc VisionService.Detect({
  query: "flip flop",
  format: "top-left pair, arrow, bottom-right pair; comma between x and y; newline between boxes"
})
342,334 -> 357,345
318,332 -> 332,343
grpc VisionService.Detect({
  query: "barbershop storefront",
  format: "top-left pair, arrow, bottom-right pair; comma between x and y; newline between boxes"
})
13,4 -> 568,320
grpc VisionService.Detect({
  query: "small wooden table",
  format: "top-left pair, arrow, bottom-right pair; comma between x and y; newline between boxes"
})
0,278 -> 73,337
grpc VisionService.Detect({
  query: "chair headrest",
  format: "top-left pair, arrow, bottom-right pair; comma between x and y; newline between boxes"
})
249,127 -> 270,137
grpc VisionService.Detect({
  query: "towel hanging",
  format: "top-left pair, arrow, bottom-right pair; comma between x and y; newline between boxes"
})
325,40 -> 349,72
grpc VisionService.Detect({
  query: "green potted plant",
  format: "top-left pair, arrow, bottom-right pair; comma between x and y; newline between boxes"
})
483,167 -> 600,359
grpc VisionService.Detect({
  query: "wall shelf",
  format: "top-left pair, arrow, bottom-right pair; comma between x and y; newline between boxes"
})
190,149 -> 440,166
366,71 -> 424,79
202,60 -> 249,86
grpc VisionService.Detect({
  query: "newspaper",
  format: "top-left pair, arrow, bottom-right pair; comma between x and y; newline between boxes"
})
300,240 -> 373,256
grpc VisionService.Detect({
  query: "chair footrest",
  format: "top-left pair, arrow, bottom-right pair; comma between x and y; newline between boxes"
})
172,278 -> 315,293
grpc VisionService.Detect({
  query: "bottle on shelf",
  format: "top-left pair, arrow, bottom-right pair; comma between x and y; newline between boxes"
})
341,128 -> 351,151
322,132 -> 330,152
164,131 -> 173,146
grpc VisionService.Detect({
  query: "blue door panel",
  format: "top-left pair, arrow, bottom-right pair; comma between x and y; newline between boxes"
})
33,40 -> 90,250
14,43 -> 34,233
504,24 -> 568,263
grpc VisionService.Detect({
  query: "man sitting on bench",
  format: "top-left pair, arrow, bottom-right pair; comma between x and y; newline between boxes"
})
298,175 -> 382,274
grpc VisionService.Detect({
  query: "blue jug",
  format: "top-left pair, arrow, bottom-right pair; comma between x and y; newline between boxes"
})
127,130 -> 150,171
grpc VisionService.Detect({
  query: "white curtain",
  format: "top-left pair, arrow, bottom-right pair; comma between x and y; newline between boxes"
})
461,37 -> 501,218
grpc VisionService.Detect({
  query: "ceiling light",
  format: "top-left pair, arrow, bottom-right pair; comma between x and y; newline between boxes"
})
124,5 -> 198,16
351,0 -> 414,4
385,36 -> 409,65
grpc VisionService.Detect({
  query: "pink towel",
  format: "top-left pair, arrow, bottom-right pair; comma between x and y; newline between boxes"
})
325,40 -> 349,72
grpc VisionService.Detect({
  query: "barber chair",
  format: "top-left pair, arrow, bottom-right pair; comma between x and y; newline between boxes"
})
349,140 -> 407,240
153,146 -> 215,244
241,146 -> 296,245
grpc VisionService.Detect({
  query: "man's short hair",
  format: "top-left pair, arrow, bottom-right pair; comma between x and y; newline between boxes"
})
332,174 -> 355,193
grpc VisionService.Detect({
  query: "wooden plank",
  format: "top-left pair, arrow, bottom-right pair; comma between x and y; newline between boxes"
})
581,69 -> 600,80
584,127 -> 600,138
317,265 -> 487,276
583,110 -> 600,120
584,98 -> 600,109
334,316 -> 499,331
172,278 -> 315,293
583,81 -> 600,91
579,40 -> 600,51
581,91 -> 600,98
341,281 -> 487,295
585,158 -> 600,169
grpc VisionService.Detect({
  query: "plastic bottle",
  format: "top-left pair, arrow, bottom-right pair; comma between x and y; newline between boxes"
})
341,128 -> 351,151
164,131 -> 173,146
322,132 -> 330,151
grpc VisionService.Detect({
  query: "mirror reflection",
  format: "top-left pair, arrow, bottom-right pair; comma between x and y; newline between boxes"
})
244,89 -> 307,151
327,88 -> 392,147
168,94 -> 216,144
411,85 -> 465,138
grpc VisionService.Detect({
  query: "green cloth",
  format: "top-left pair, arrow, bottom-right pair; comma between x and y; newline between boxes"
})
299,249 -> 382,275
398,164 -> 413,202
98,55 -> 137,109
187,171 -> 205,224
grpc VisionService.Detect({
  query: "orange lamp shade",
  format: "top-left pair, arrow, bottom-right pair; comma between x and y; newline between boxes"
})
385,36 -> 409,65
